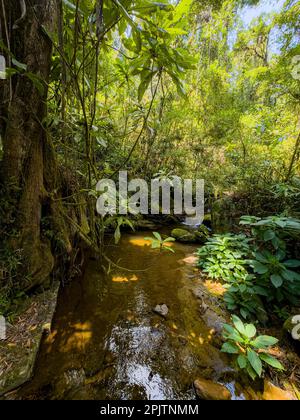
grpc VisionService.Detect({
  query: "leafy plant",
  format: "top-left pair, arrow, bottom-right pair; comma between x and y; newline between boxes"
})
250,249 -> 300,304
240,215 -> 300,251
198,216 -> 300,320
144,232 -> 175,253
273,305 -> 291,321
221,316 -> 284,380
224,274 -> 267,321
197,234 -> 251,282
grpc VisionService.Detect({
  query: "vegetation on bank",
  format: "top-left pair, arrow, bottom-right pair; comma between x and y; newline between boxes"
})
196,214 -> 300,380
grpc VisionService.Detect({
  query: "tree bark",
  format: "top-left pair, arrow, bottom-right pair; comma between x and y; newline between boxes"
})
0,0 -> 57,290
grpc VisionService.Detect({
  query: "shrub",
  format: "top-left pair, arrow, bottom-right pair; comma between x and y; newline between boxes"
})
196,234 -> 251,282
221,316 -> 284,380
144,232 -> 176,253
224,274 -> 267,321
197,215 -> 300,320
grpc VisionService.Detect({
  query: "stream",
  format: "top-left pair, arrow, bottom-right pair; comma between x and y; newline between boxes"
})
19,232 -> 246,400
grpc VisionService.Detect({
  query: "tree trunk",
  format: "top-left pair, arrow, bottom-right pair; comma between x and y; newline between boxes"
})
0,0 -> 58,290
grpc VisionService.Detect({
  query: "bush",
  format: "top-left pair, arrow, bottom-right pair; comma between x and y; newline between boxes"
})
221,315 -> 284,380
196,234 -> 251,282
197,215 -> 300,320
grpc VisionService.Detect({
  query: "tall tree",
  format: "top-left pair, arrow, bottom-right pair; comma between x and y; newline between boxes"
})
0,0 -> 57,289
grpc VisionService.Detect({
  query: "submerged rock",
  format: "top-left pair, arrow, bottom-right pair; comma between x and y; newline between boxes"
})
171,228 -> 197,243
262,381 -> 296,400
171,225 -> 209,244
153,304 -> 169,318
194,378 -> 231,400
53,369 -> 86,399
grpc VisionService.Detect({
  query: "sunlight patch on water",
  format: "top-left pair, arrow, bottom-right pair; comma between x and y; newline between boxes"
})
112,274 -> 139,283
129,238 -> 151,247
61,321 -> 92,352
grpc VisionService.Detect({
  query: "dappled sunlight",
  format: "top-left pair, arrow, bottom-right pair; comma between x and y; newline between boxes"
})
168,323 -> 216,348
44,329 -> 58,349
112,274 -> 139,283
203,279 -> 226,297
181,255 -> 198,265
43,321 -> 93,355
164,241 -> 175,248
129,238 -> 152,247
55,321 -> 93,353
128,237 -> 175,249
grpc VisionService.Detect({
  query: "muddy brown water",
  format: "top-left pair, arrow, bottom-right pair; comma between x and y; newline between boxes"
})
19,232 -> 245,400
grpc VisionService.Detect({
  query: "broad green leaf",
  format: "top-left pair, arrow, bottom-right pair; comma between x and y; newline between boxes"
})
223,324 -> 237,335
252,261 -> 269,275
12,58 -> 27,71
284,260 -> 300,268
282,269 -> 297,281
151,240 -> 160,249
245,324 -> 256,339
232,315 -> 246,335
264,230 -> 275,241
163,237 -> 176,242
240,308 -> 249,319
237,354 -> 248,369
259,353 -> 284,371
221,342 -> 239,354
246,364 -> 258,380
271,274 -> 284,288
153,232 -> 162,241
247,349 -> 262,377
163,246 -> 175,253
114,226 -> 121,244
251,335 -> 278,349
227,333 -> 245,343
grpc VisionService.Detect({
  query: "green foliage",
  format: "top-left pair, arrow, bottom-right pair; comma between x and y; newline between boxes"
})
105,216 -> 135,244
241,215 -> 300,305
223,274 -> 267,321
197,215 -> 300,320
240,216 -> 300,250
221,316 -> 284,380
250,250 -> 300,303
144,232 -> 175,253
0,246 -> 25,318
196,234 -> 251,281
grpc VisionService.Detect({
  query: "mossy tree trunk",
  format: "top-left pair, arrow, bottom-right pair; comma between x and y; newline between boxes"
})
0,0 -> 59,290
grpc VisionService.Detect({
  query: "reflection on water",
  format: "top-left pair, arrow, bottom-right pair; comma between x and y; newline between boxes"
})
19,232 -> 234,400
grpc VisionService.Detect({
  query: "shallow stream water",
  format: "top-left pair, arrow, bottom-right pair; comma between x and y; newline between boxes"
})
19,232 -> 245,400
